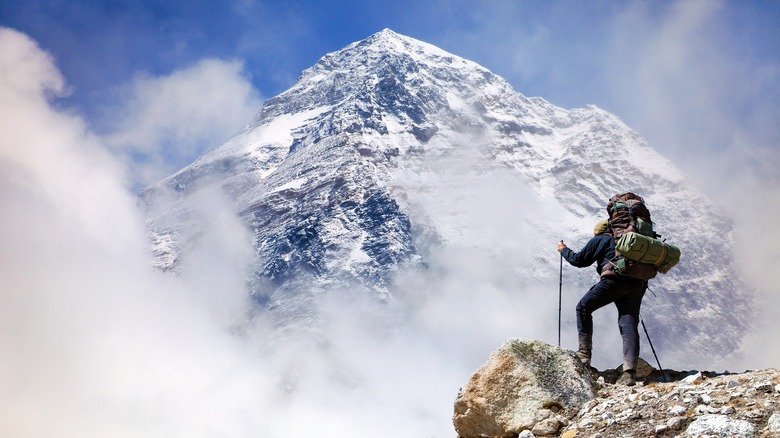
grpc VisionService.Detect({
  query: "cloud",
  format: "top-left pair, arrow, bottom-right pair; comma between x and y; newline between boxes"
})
428,1 -> 779,189
0,27 -> 141,247
595,1 -> 779,182
102,58 -> 263,185
436,0 -> 777,368
591,1 -> 780,367
0,27 -> 266,436
0,26 -> 492,438
414,0 -> 779,368
0,28 -> 590,436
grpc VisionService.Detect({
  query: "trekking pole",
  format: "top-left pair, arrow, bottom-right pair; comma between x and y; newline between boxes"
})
646,285 -> 658,298
639,314 -> 667,382
558,243 -> 563,347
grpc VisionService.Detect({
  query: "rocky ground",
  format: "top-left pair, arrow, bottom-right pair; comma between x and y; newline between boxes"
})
560,366 -> 780,438
453,339 -> 780,438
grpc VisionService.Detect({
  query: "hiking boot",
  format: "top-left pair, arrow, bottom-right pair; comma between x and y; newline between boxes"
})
575,349 -> 591,367
617,370 -> 637,386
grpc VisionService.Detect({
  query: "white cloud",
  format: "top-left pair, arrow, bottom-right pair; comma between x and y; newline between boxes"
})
0,27 -> 584,436
103,58 -> 263,185
449,1 -> 778,368
418,0 -> 780,367
0,27 -> 492,438
0,27 -> 141,249
593,2 -> 780,367
0,27 -> 267,436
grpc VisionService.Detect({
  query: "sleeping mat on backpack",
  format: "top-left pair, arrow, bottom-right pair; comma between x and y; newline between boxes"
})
615,232 -> 681,274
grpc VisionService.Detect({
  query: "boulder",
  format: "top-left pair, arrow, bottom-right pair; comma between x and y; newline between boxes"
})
768,412 -> 780,433
453,338 -> 596,438
616,357 -> 655,377
684,414 -> 756,437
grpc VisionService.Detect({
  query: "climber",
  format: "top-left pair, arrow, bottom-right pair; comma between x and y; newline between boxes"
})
557,219 -> 647,386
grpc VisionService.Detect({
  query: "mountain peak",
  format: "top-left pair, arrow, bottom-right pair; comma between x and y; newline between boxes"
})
358,28 -> 439,53
144,30 -> 751,370
368,28 -> 402,42
296,28 -> 485,82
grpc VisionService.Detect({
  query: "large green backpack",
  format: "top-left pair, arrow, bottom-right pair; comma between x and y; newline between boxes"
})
604,193 -> 680,279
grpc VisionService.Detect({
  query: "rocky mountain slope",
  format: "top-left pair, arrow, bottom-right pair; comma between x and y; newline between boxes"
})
140,29 -> 752,368
454,339 -> 780,438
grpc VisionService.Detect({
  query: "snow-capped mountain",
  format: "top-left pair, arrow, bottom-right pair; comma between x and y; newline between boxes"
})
141,29 -> 751,366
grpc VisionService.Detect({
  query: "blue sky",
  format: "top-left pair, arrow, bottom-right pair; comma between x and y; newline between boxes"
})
6,1 -> 776,110
2,0 -> 778,190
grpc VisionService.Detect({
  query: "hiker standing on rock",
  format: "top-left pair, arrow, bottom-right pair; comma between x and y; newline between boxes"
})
557,219 -> 647,386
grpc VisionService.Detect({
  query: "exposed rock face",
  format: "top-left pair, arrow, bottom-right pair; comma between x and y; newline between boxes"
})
453,339 -> 596,437
455,339 -> 780,438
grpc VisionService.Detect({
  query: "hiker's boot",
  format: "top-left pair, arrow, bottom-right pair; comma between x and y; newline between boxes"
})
576,335 -> 592,366
575,349 -> 591,367
617,369 -> 637,386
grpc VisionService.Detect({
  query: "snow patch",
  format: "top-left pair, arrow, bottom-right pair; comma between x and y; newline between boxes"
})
270,177 -> 308,193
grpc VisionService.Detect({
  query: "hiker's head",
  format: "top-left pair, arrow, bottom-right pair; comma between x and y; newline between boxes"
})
593,219 -> 609,235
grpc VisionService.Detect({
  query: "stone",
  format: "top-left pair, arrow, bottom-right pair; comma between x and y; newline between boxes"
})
669,405 -> 687,415
684,414 -> 755,437
531,417 -> 561,436
754,381 -> 772,392
727,379 -> 741,388
617,357 -> 655,377
560,430 -> 577,438
694,404 -> 720,415
518,431 -> 535,438
768,412 -> 780,432
453,339 -> 595,438
681,372 -> 704,385
666,416 -> 687,431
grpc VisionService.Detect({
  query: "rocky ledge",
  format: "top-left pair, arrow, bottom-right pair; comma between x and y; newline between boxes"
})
454,339 -> 780,438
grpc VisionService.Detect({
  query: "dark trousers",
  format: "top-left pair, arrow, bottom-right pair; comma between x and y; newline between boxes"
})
576,276 -> 646,371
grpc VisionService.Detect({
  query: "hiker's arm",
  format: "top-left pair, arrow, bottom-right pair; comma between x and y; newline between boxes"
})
560,237 -> 600,268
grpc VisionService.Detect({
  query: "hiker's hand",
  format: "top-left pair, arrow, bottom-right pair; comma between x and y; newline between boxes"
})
557,241 -> 567,252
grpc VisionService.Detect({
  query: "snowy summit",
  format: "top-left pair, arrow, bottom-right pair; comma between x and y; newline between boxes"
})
141,29 -> 751,369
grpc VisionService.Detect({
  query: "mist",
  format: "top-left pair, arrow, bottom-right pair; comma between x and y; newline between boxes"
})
449,0 -> 780,369
0,26 -> 571,437
101,58 -> 263,186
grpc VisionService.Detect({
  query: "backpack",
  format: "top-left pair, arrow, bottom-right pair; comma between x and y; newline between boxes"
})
603,192 -> 659,280
606,192 -> 656,239
615,231 -> 680,274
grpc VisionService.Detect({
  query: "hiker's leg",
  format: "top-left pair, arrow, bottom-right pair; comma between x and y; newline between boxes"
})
616,306 -> 640,371
576,277 -> 621,365
615,279 -> 646,372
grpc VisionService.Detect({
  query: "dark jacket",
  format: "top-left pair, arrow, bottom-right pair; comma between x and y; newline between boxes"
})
561,233 -> 615,275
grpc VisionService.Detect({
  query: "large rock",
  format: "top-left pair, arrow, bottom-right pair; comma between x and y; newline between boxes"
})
684,414 -> 756,437
453,338 -> 596,438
